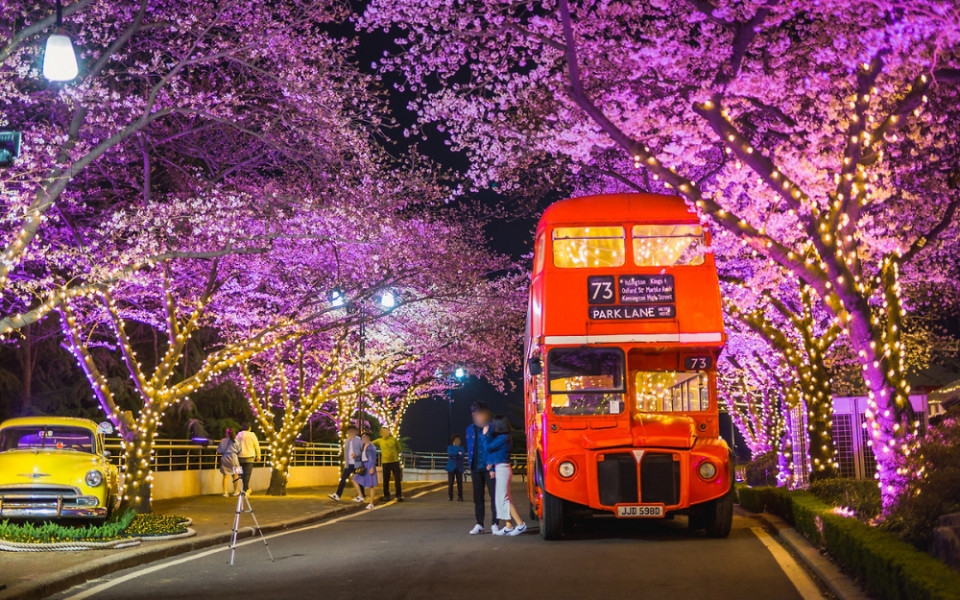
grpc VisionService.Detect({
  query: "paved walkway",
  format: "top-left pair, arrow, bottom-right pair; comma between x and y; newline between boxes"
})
0,484 -> 434,598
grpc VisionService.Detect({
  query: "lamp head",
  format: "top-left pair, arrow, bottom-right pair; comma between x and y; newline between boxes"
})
43,33 -> 78,82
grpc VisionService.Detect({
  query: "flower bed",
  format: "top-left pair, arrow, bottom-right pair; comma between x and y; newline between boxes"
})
0,511 -> 193,551
739,486 -> 960,600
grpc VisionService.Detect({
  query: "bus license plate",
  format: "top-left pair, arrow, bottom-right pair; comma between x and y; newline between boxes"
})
617,505 -> 664,518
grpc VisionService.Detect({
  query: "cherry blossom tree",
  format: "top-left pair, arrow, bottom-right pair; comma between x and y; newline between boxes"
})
1,0 -> 384,334
363,0 -> 960,505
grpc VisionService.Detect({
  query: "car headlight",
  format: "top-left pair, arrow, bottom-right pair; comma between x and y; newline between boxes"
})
85,469 -> 104,487
698,461 -> 717,480
558,461 -> 576,478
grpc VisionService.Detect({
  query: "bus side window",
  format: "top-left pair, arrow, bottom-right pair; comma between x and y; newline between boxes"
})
534,233 -> 545,274
535,374 -> 546,414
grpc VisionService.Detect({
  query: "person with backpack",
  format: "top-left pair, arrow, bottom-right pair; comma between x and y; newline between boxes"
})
216,428 -> 240,497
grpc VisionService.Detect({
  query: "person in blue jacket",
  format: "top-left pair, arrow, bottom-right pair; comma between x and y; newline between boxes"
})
465,401 -> 498,534
446,435 -> 465,501
485,414 -> 526,536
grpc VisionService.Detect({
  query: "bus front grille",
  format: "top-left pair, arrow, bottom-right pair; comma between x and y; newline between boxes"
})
597,453 -> 638,506
640,453 -> 680,505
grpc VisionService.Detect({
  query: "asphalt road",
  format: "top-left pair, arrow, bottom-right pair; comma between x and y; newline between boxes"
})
54,485 -> 822,600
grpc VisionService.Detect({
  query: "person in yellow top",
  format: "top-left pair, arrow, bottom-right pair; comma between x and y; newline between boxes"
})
236,422 -> 261,494
372,427 -> 403,502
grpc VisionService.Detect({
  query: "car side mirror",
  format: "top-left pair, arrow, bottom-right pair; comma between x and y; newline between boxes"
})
102,450 -> 112,458
528,357 -> 543,376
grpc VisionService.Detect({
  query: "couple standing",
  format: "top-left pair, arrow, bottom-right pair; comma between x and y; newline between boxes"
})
464,401 -> 527,536
328,425 -> 403,509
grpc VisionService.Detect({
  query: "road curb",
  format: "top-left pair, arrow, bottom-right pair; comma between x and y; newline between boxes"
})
749,509 -> 870,600
0,482 -> 446,600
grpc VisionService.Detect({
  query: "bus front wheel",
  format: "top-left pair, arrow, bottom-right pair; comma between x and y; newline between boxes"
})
540,488 -> 565,540
702,490 -> 734,538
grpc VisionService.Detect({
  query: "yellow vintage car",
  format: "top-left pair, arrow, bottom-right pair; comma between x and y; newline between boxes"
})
0,416 -> 119,520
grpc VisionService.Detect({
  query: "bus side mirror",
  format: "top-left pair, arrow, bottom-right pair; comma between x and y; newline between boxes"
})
528,357 -> 543,376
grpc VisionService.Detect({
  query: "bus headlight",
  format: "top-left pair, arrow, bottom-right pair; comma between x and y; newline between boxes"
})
85,470 -> 104,487
697,461 -> 717,480
558,461 -> 576,478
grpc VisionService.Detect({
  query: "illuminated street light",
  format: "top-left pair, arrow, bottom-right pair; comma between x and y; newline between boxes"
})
380,290 -> 396,309
42,0 -> 78,82
454,366 -> 466,380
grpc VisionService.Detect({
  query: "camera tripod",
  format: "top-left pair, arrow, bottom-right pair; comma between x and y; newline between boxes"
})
229,474 -> 274,566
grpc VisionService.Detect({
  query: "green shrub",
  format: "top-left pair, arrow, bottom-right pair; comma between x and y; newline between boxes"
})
738,486 -> 960,600
810,478 -> 882,520
884,416 -> 960,551
738,485 -> 765,512
743,450 -> 779,487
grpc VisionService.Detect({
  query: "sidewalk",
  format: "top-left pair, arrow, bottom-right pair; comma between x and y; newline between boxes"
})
0,483 -> 441,600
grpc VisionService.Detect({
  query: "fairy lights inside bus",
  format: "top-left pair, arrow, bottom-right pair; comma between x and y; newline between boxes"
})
548,347 -> 625,415
634,371 -> 710,412
552,226 -> 625,269
632,224 -> 705,266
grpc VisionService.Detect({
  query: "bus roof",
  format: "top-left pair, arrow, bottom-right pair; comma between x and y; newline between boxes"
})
538,193 -> 699,230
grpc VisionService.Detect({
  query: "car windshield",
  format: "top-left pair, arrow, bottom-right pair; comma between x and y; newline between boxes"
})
0,426 -> 95,453
548,348 -> 625,415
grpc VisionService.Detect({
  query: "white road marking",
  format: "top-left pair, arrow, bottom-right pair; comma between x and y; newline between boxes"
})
750,526 -> 823,600
63,487 -> 441,599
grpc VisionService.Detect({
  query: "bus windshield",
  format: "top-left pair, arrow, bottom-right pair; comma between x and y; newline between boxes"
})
548,348 -> 625,415
634,371 -> 710,412
632,224 -> 705,266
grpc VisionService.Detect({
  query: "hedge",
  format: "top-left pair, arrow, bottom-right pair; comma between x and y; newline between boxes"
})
738,486 -> 960,600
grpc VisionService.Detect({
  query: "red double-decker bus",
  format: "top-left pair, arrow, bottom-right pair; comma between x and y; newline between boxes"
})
524,192 -> 733,540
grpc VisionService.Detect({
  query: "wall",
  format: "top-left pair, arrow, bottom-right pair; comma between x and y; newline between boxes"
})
151,466 -> 341,500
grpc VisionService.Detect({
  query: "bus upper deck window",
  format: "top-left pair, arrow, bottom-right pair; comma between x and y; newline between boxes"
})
632,224 -> 705,266
552,226 -> 625,269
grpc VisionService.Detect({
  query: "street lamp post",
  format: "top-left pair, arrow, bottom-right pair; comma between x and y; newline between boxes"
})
330,288 -> 396,432
444,367 -> 467,441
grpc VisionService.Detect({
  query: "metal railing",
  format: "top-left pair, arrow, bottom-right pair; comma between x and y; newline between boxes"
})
103,439 -> 341,472
103,438 -> 528,473
400,452 -> 528,473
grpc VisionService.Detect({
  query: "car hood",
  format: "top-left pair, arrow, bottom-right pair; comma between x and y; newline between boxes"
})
0,449 -> 106,486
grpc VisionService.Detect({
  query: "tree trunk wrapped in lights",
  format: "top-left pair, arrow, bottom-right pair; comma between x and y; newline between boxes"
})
727,285 -> 842,481
718,355 -> 785,459
59,266 -> 289,514
241,341 -> 414,496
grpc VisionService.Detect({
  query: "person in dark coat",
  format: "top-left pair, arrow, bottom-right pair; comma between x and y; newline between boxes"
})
446,435 -> 465,501
465,401 -> 497,534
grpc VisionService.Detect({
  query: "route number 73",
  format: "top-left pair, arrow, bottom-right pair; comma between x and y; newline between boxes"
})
587,276 -> 616,304
684,356 -> 712,370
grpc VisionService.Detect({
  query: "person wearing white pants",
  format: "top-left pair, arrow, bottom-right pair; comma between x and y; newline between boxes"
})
485,415 -> 527,536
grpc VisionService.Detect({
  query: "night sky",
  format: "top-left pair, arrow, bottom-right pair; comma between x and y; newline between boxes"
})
342,23 -> 536,451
